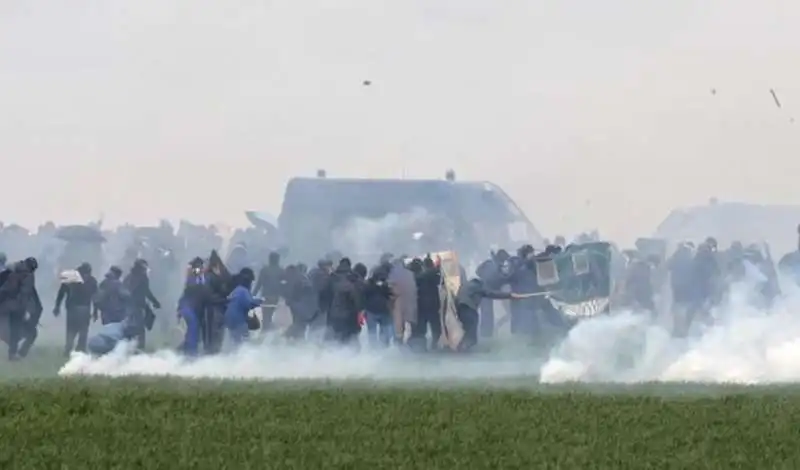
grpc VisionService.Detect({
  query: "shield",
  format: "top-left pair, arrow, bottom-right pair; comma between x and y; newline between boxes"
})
435,250 -> 465,350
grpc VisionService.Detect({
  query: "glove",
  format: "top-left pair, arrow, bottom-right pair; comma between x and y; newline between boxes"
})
52,307 -> 60,317
152,300 -> 161,309
92,311 -> 98,323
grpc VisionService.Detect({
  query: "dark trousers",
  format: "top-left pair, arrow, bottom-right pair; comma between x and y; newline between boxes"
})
65,306 -> 91,356
128,309 -> 147,351
413,306 -> 442,350
203,307 -> 224,354
509,303 -> 527,335
479,298 -> 495,338
284,306 -> 312,340
7,309 -> 24,359
325,318 -> 360,348
8,311 -> 38,360
18,318 -> 38,358
134,327 -> 147,351
365,311 -> 393,347
456,304 -> 479,351
179,305 -> 201,356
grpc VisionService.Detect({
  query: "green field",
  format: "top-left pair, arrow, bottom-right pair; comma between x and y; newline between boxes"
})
3,346 -> 800,468
3,378 -> 800,469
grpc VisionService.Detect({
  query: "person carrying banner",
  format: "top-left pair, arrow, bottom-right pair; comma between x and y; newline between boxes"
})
455,277 -> 524,351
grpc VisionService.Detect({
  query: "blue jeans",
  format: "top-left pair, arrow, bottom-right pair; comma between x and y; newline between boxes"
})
226,322 -> 249,348
87,335 -> 115,356
179,305 -> 200,356
365,311 -> 393,347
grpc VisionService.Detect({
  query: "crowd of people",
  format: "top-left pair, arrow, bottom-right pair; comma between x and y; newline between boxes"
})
615,231 -> 800,335
1,219 -> 800,362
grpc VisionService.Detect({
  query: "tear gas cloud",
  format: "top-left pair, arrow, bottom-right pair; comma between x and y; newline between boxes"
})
61,271 -> 800,384
330,208 -> 433,262
540,266 -> 800,384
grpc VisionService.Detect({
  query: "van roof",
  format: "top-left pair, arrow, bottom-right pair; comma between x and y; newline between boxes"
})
281,177 -> 489,213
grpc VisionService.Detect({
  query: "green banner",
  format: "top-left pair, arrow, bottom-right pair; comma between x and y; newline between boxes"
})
533,242 -> 613,317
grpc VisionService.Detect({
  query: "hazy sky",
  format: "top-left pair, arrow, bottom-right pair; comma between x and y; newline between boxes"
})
2,0 -> 799,244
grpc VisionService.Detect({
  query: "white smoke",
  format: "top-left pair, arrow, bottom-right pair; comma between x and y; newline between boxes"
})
59,335 -> 543,381
59,263 -> 800,385
541,267 -> 800,384
329,207 -> 434,260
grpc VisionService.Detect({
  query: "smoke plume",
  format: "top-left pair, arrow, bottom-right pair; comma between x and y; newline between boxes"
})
330,208 -> 433,261
59,337 -> 543,382
60,265 -> 800,384
541,268 -> 800,384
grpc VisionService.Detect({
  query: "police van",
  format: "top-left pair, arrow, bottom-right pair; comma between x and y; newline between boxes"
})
276,173 -> 543,264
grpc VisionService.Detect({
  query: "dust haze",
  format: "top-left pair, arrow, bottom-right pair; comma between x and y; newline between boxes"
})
3,1 -> 800,244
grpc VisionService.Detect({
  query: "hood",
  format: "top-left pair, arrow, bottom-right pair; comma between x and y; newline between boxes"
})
13,261 -> 30,274
334,265 -> 352,276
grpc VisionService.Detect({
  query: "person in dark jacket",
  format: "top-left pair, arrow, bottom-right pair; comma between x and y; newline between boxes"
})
226,242 -> 249,275
321,258 -> 363,347
204,253 -> 231,354
686,240 -> 721,330
506,254 -> 538,336
123,259 -> 161,351
54,262 -> 98,356
307,259 -> 333,336
668,242 -> 695,311
456,277 -> 522,351
282,265 -> 318,340
778,225 -> 800,285
363,261 -> 393,347
94,266 -> 128,325
353,263 -> 368,281
0,257 -> 41,361
475,250 -> 510,338
253,251 -> 284,332
410,256 -> 442,350
297,263 -> 308,276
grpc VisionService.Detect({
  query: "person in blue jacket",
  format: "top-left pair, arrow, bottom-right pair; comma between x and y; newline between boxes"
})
86,318 -> 139,356
224,267 -> 263,347
178,257 -> 209,356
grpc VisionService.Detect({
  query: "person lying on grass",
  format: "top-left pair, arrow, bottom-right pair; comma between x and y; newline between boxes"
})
86,318 -> 139,357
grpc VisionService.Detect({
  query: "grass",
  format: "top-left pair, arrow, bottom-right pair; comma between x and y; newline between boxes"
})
2,379 -> 800,469
0,348 -> 65,380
